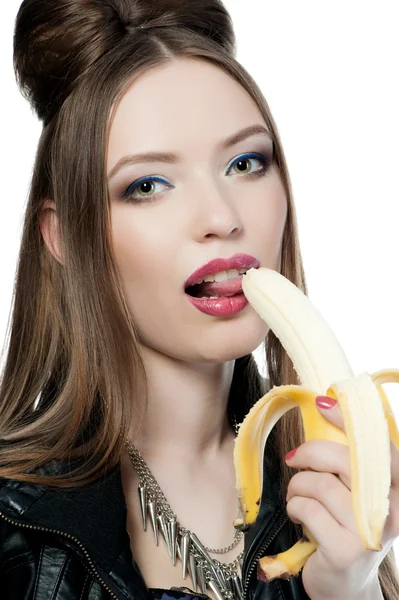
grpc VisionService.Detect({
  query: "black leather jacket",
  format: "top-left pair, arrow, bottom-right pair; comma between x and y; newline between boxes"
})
0,443 -> 310,600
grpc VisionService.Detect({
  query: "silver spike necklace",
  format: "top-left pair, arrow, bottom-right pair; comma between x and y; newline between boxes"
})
125,426 -> 245,600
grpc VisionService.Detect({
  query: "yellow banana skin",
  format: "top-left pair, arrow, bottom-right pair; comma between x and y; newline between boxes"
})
233,268 -> 399,581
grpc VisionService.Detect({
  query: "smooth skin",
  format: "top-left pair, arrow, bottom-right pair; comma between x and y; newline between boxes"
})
40,57 -> 397,598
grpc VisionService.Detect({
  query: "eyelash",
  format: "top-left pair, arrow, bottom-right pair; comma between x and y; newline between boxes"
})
121,151 -> 273,204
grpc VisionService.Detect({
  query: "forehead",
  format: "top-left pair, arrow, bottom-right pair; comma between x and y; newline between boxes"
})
107,57 -> 265,165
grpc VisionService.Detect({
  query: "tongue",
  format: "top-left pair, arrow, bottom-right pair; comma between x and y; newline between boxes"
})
193,277 -> 243,298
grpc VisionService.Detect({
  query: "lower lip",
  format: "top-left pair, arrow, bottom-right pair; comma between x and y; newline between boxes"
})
186,293 -> 249,316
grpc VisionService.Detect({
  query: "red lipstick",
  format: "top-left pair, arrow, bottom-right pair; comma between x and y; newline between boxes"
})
184,254 -> 260,317
184,254 -> 260,289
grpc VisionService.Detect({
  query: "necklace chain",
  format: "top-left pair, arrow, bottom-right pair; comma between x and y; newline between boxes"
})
125,431 -> 245,600
125,441 -> 244,556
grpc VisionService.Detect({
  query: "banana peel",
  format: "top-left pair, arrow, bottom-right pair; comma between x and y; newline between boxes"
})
233,267 -> 399,581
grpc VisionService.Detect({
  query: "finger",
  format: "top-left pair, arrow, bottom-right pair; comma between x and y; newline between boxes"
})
390,439 -> 399,488
286,470 -> 357,533
315,395 -> 345,431
315,396 -> 399,492
286,439 -> 351,490
382,486 -> 399,545
286,495 -> 362,563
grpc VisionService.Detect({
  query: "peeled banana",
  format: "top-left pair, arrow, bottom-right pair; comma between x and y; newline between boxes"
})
233,267 -> 399,581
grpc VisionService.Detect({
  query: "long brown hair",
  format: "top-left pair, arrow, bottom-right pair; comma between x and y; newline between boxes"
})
1,0 -> 398,594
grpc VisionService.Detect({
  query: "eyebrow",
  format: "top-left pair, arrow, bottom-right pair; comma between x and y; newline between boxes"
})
107,124 -> 272,181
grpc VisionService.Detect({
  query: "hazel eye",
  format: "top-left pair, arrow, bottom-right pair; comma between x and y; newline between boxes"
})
122,176 -> 171,203
136,181 -> 156,197
227,153 -> 270,177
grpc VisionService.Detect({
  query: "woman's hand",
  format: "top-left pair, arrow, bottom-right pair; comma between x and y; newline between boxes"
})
285,395 -> 399,600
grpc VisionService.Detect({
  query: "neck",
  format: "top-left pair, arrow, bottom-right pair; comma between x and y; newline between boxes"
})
131,345 -> 236,461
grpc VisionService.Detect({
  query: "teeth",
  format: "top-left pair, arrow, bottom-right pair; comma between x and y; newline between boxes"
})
202,274 -> 218,283
200,268 -> 246,285
214,271 -> 229,282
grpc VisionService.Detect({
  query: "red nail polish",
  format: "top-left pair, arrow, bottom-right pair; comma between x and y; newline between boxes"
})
285,448 -> 297,461
315,396 -> 337,409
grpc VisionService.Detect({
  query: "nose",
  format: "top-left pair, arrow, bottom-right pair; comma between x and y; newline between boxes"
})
191,176 -> 243,242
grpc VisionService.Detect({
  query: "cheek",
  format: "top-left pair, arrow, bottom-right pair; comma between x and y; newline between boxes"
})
248,175 -> 288,261
110,205 -> 183,345
110,205 -> 170,283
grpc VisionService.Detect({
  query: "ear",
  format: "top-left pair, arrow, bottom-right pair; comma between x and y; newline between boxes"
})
39,200 -> 63,264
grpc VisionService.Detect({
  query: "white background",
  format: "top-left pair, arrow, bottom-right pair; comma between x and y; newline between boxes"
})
1,0 -> 399,565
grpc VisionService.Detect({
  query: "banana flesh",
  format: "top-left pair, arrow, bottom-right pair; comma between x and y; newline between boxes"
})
233,267 -> 399,581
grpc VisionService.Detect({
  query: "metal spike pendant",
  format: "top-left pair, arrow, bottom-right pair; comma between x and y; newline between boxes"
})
232,573 -> 244,600
177,541 -> 182,561
157,514 -> 172,557
237,573 -> 244,596
213,565 -> 226,590
189,532 -> 208,559
138,485 -> 147,531
168,517 -> 178,566
216,565 -> 226,589
180,533 -> 190,579
197,561 -> 207,595
188,553 -> 197,592
226,576 -> 235,598
148,501 -> 159,546
208,578 -> 225,600
190,532 -> 223,588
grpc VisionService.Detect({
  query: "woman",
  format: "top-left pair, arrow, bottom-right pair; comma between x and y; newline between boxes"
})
0,0 -> 398,599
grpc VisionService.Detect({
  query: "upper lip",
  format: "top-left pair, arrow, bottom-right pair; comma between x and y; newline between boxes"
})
184,253 -> 260,289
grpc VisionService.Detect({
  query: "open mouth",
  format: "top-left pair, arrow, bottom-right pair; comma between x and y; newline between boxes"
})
185,269 -> 247,298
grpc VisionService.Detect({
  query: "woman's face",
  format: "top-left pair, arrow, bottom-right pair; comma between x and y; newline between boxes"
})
107,57 -> 287,363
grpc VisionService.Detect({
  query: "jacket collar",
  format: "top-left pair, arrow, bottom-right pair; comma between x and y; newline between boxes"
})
0,461 -> 129,575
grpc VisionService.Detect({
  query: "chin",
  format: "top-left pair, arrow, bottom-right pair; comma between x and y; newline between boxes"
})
197,315 -> 268,363
139,307 -> 268,364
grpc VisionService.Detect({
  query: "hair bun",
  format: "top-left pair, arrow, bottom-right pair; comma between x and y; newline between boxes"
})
14,0 -> 235,123
135,0 -> 235,52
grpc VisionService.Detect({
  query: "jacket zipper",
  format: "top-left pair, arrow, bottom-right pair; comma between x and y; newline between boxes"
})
242,513 -> 289,600
0,510 -> 121,599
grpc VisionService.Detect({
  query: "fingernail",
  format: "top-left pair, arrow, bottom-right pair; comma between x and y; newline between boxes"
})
285,448 -> 297,461
315,396 -> 337,409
